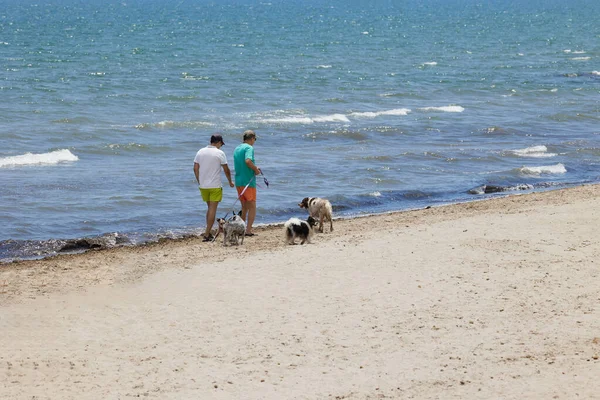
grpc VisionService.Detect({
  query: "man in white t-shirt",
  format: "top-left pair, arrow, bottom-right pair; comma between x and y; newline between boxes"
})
193,134 -> 234,241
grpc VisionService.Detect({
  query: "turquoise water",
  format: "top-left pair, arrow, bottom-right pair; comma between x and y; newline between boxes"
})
1,0 -> 599,260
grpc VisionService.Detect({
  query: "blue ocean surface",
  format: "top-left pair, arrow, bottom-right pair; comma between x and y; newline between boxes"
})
1,0 -> 599,261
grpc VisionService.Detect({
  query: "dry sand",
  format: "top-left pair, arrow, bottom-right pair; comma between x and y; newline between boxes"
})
1,185 -> 599,399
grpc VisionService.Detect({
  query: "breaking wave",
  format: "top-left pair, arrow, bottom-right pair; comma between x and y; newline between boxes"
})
518,163 -> 566,175
261,114 -> 351,124
349,108 -> 411,118
135,120 -> 214,130
418,106 -> 465,113
0,149 -> 78,168
510,145 -> 557,158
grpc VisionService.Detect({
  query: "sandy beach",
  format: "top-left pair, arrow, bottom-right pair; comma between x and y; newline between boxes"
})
1,185 -> 599,399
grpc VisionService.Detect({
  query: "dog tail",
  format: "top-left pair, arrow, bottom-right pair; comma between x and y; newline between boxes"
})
284,223 -> 294,243
285,226 -> 293,241
284,218 -> 303,243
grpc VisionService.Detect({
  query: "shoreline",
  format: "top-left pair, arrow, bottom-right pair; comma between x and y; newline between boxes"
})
0,183 -> 581,264
0,184 -> 575,263
1,184 -> 598,303
2,184 -> 599,398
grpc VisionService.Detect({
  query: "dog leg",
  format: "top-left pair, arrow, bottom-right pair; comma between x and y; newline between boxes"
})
319,214 -> 324,233
330,217 -> 334,232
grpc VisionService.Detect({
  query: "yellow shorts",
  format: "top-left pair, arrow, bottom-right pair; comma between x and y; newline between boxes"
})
199,187 -> 223,202
236,186 -> 256,202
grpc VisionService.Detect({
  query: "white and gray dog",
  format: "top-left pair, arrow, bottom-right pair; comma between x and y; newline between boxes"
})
298,197 -> 334,233
284,216 -> 317,245
217,215 -> 246,246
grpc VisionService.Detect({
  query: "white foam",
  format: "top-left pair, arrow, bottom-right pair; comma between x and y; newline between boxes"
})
571,57 -> 591,61
0,149 -> 78,168
314,114 -> 350,123
136,120 -> 214,129
419,105 -> 465,113
368,191 -> 382,197
262,114 -> 350,124
263,116 -> 313,124
423,62 -> 437,66
563,49 -> 586,55
156,120 -> 177,128
350,108 -> 411,118
592,71 -> 600,76
182,75 -> 209,81
519,163 -> 566,175
511,145 -> 557,158
316,65 -> 332,69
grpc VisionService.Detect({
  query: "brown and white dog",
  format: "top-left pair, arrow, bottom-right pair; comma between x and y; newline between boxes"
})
298,197 -> 333,233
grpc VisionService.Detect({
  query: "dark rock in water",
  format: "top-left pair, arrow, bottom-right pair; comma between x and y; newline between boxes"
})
59,239 -> 98,252
482,184 -> 505,193
59,233 -> 128,253
468,185 -> 488,195
468,184 -> 533,195
0,233 -> 134,262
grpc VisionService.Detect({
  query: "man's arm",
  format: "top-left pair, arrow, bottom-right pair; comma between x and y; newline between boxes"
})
245,158 -> 260,175
222,164 -> 234,187
193,162 -> 200,184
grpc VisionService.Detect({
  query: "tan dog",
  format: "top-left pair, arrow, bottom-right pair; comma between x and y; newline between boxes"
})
298,197 -> 333,233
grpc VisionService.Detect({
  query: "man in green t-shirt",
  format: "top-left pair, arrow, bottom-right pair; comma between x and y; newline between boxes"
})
233,130 -> 261,236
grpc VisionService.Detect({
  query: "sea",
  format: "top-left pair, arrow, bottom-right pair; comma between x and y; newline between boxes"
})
1,0 -> 599,262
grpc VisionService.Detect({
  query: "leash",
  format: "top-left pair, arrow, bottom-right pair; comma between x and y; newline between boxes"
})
211,179 -> 253,243
212,171 -> 270,242
222,177 -> 255,220
258,170 -> 269,188
223,170 -> 269,218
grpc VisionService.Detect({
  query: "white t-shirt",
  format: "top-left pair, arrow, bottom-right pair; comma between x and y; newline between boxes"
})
194,145 -> 228,189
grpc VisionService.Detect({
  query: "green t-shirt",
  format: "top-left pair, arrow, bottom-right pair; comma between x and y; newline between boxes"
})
233,143 -> 256,188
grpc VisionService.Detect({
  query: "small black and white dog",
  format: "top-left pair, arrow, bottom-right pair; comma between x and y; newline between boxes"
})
217,215 -> 246,246
284,216 -> 317,245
